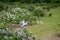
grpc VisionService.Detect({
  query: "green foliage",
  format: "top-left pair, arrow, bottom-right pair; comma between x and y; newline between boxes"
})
0,27 -> 33,40
0,0 -> 60,3
0,4 -> 4,11
26,4 -> 35,11
0,3 -> 60,27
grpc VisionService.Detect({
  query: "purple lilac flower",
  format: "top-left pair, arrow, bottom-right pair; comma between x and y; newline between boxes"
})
18,32 -> 22,35
2,29 -> 6,33
0,29 -> 2,33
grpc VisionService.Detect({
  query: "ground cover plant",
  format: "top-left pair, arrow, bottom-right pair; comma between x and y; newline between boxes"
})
0,27 -> 35,40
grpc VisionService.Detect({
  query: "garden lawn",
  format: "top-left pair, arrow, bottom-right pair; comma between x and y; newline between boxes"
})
26,7 -> 60,40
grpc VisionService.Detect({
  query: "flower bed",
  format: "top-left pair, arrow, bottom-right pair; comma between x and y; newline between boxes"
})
0,27 -> 35,40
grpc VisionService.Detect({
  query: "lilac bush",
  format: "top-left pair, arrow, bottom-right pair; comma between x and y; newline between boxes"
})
0,27 -> 35,40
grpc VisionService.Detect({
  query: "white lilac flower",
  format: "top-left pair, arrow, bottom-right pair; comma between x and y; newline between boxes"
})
5,28 -> 9,31
12,7 -> 22,12
9,30 -> 12,33
26,11 -> 29,14
6,12 -> 10,18
9,36 -> 13,39
0,29 -> 2,33
20,20 -> 26,27
9,14 -> 15,19
4,36 -> 8,39
15,7 -> 20,10
11,9 -> 16,13
10,14 -> 13,18
19,8 -> 23,12
12,16 -> 15,19
5,31 -> 8,35
2,10 -> 5,12
15,7 -> 22,11
22,13 -> 24,15
2,29 -> 6,33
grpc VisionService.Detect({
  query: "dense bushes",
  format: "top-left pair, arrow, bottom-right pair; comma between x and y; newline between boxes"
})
0,27 -> 34,40
0,3 -> 60,11
0,4 -> 36,40
1,3 -> 59,23
0,0 -> 60,3
0,3 -> 44,24
0,3 -> 60,26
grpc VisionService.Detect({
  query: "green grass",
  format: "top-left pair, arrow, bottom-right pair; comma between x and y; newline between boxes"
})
26,7 -> 60,40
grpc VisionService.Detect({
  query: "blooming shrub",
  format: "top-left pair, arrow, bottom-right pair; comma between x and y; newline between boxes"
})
0,27 -> 34,40
0,7 -> 40,24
